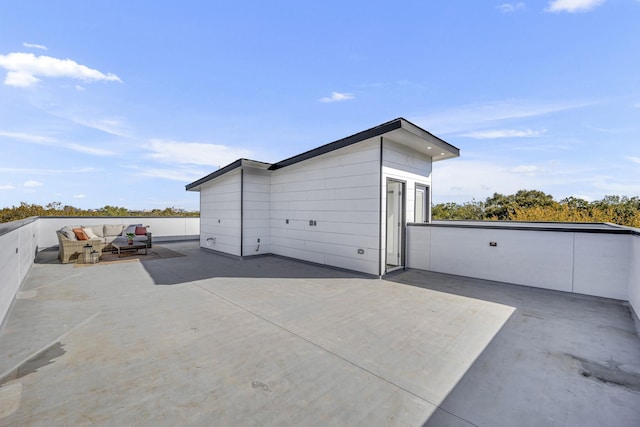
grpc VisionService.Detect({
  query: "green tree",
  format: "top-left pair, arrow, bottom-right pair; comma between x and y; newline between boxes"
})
432,200 -> 484,220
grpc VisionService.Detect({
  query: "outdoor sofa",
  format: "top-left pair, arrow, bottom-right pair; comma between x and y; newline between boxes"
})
56,224 -> 151,263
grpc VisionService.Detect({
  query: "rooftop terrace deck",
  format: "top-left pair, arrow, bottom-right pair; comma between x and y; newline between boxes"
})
1,241 -> 638,426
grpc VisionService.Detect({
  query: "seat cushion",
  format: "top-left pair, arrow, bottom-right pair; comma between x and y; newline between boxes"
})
104,224 -> 125,236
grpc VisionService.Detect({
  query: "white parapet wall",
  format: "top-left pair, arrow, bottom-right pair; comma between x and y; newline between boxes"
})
0,216 -> 199,327
407,221 -> 638,308
629,234 -> 640,326
0,218 -> 39,329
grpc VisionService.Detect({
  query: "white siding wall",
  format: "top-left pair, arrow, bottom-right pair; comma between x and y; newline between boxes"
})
200,170 -> 242,256
243,168 -> 271,256
270,139 -> 381,275
381,138 -> 432,271
407,225 -> 632,300
0,221 -> 37,327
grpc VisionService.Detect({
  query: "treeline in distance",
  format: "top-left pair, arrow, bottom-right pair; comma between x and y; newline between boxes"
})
433,190 -> 640,228
1,202 -> 199,223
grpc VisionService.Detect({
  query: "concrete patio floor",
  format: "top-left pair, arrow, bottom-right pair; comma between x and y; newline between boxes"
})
0,241 -> 638,426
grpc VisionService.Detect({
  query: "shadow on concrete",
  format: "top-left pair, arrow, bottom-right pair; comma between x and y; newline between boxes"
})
385,269 -> 640,427
139,244 -> 371,285
34,247 -> 62,264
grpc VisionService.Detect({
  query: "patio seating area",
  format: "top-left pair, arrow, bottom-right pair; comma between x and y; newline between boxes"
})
0,240 -> 639,426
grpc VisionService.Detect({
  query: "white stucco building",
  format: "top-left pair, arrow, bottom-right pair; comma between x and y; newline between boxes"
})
186,118 -> 460,276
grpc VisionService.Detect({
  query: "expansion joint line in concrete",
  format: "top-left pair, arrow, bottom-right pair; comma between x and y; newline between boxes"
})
192,283 -> 478,427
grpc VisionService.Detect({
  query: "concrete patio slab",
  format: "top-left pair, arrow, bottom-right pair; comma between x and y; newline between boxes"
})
0,241 -> 638,426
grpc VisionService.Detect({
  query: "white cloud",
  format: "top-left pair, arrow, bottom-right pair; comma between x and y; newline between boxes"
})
319,92 -> 355,103
23,180 -> 43,187
0,52 -> 122,87
146,139 -> 254,167
497,2 -> 525,13
462,129 -> 546,139
627,156 -> 640,165
509,165 -> 544,176
0,184 -> 16,190
0,131 -> 56,143
136,167 -> 207,182
0,130 -> 115,156
73,194 -> 86,199
59,115 -> 130,137
23,42 -> 47,51
0,166 -> 95,174
65,143 -> 115,156
545,0 -> 606,13
415,99 -> 591,135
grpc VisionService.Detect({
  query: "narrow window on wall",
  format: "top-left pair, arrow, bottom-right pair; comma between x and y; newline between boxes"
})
415,185 -> 429,223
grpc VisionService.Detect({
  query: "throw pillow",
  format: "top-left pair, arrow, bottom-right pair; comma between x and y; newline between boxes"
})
135,226 -> 147,235
123,224 -> 142,235
72,227 -> 89,241
60,226 -> 77,241
82,227 -> 99,239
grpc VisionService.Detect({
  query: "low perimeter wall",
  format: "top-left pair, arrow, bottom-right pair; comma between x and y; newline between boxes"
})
407,221 -> 640,323
0,216 -> 199,327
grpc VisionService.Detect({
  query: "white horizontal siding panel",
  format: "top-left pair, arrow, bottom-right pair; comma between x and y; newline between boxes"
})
383,139 -> 432,177
282,229 -> 378,247
573,233 -> 630,300
271,245 -> 326,264
334,186 -> 379,200
269,139 -> 380,274
303,240 -> 378,263
199,171 -> 241,256
273,160 -> 378,184
325,173 -> 380,190
324,254 -> 378,276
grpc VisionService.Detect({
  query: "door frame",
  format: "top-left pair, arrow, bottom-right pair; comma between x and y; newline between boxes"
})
414,183 -> 430,223
385,178 -> 406,273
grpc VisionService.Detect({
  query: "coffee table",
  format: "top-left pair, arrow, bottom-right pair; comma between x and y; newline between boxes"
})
112,240 -> 148,258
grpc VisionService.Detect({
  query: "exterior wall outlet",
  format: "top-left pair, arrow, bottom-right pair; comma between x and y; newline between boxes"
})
489,242 -> 497,247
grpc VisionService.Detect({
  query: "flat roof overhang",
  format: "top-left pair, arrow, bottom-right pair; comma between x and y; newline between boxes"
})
381,118 -> 460,162
186,117 -> 460,191
269,117 -> 459,171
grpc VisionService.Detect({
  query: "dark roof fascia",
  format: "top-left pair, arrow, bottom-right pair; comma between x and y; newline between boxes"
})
185,159 -> 243,191
186,158 -> 273,191
409,221 -> 640,236
186,117 -> 461,189
268,118 -> 404,170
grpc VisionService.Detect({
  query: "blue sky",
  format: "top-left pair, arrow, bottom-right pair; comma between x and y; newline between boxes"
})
1,0 -> 639,211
